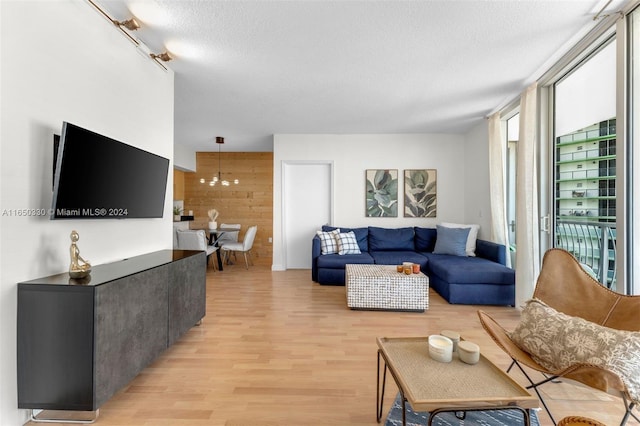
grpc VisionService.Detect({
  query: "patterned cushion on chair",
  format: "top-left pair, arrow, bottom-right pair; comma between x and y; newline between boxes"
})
510,298 -> 640,404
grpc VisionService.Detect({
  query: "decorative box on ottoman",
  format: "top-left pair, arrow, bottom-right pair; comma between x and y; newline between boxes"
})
345,264 -> 429,312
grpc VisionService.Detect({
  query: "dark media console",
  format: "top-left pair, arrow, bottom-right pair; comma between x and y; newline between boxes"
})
17,250 -> 206,414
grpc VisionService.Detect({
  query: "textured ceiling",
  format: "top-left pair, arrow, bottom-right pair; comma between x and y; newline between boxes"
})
98,0 -> 627,152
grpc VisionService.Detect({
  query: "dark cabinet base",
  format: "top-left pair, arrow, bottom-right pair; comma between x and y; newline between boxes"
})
28,408 -> 100,424
17,250 -> 206,412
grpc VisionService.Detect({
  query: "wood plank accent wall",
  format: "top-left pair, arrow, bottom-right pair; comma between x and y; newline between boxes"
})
183,152 -> 273,266
173,169 -> 185,201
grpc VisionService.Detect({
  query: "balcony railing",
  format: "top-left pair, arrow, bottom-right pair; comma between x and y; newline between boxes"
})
557,208 -> 599,217
556,126 -> 616,144
557,167 -> 616,181
557,189 -> 616,199
557,147 -> 615,162
555,219 -> 617,289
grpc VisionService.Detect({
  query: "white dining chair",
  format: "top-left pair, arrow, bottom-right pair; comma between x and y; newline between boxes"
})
176,229 -> 218,269
221,225 -> 257,269
217,223 -> 241,263
216,223 -> 241,245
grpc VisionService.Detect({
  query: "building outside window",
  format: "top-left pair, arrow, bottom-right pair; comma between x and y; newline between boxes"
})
554,118 -> 617,288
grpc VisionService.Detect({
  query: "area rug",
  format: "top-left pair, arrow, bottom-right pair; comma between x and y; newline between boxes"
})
385,393 -> 540,425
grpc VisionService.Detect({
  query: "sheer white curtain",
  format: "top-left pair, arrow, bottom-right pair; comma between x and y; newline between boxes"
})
488,112 -> 511,268
515,82 -> 540,306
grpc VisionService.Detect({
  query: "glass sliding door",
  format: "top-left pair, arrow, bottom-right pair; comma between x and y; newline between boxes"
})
506,113 -> 519,269
630,6 -> 640,294
553,39 -> 618,289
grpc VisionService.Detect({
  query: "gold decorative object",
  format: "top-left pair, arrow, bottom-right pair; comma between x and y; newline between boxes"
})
69,230 -> 91,279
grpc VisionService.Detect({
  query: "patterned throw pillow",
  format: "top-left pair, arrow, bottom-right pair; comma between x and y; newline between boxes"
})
317,229 -> 340,255
336,231 -> 361,255
510,298 -> 640,404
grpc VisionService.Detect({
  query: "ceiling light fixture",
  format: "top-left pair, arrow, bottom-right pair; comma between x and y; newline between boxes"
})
86,0 -> 171,72
150,52 -> 172,62
113,18 -> 140,31
206,137 -> 239,187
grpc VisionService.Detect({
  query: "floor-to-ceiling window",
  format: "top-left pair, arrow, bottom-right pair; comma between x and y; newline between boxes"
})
506,113 -> 519,269
495,3 -> 639,295
553,39 -> 618,289
630,6 -> 640,294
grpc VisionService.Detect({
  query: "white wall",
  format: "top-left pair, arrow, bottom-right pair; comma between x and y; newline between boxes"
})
273,134 -> 467,270
0,2 -> 174,424
463,120 -> 492,239
174,142 -> 197,171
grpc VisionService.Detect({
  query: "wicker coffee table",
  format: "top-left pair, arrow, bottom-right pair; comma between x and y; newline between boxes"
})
345,264 -> 428,312
376,337 -> 538,425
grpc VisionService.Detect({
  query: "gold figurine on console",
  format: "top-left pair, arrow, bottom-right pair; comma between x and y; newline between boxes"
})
69,230 -> 91,279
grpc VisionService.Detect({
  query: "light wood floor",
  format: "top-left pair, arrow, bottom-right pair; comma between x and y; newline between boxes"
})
31,265 -> 639,425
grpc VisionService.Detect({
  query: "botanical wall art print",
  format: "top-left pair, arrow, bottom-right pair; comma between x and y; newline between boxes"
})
366,169 -> 398,217
404,169 -> 437,218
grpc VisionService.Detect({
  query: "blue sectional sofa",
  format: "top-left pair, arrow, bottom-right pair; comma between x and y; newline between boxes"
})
311,225 -> 515,306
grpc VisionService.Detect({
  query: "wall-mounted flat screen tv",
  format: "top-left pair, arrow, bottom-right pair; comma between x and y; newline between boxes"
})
51,122 -> 169,219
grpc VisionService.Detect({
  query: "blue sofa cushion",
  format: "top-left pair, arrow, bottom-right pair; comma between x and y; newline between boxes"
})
425,253 -> 514,285
370,251 -> 428,270
322,226 -> 369,252
433,225 -> 470,257
414,227 -> 437,252
317,268 -> 350,285
316,253 -> 374,269
369,226 -> 414,251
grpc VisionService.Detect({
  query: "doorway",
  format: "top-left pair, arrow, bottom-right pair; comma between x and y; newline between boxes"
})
282,161 -> 333,269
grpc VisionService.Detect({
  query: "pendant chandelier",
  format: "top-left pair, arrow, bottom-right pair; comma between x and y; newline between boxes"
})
200,136 -> 239,186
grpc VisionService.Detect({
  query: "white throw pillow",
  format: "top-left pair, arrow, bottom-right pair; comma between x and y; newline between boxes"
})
336,231 -> 361,255
317,229 -> 340,255
440,222 -> 479,256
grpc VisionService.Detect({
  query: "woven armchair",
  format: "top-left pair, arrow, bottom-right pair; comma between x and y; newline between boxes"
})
478,248 -> 640,425
557,416 -> 607,426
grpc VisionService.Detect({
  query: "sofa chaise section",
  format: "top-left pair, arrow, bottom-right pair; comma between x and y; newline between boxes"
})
424,243 -> 514,305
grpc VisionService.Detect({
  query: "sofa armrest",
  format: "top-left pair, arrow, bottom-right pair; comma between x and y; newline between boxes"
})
475,239 -> 507,266
312,235 -> 321,258
312,235 -> 321,282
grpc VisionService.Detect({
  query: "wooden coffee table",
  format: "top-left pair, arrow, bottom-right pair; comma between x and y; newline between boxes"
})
376,337 -> 538,425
